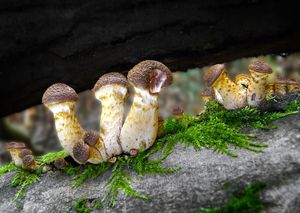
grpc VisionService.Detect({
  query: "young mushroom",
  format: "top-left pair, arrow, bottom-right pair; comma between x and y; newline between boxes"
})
54,158 -> 68,170
247,60 -> 273,107
21,155 -> 37,170
286,80 -> 300,93
172,106 -> 184,119
93,72 -> 128,158
6,142 -> 26,166
204,64 -> 247,109
200,87 -> 215,103
274,79 -> 287,96
83,130 -> 108,163
120,60 -> 173,155
42,83 -> 86,164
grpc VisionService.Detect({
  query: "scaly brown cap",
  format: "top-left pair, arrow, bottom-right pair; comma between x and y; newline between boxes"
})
42,83 -> 78,105
93,72 -> 128,92
73,141 -> 90,164
54,158 -> 68,169
200,87 -> 214,97
83,130 -> 100,146
6,142 -> 26,150
248,60 -> 272,74
204,64 -> 226,86
22,155 -> 35,168
286,79 -> 299,85
18,149 -> 33,158
275,79 -> 287,84
127,60 -> 173,90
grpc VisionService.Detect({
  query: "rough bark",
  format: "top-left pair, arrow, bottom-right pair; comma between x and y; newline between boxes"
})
0,0 -> 300,116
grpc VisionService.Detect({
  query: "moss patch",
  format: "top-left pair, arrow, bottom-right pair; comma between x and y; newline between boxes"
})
0,100 -> 298,208
198,182 -> 266,213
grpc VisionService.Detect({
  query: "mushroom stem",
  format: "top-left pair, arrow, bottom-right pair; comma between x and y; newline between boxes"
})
47,102 -> 84,162
247,60 -> 272,107
120,60 -> 173,155
121,87 -> 159,153
42,83 -> 85,164
93,73 -> 128,158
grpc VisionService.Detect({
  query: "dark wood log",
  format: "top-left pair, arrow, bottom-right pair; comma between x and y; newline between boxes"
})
0,0 -> 299,117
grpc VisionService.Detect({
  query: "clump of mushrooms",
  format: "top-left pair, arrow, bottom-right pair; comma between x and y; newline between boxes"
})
6,142 -> 37,169
120,60 -> 173,156
203,64 -> 248,109
93,72 -> 128,159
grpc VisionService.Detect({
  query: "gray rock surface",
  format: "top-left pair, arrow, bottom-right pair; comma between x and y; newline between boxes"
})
0,112 -> 299,213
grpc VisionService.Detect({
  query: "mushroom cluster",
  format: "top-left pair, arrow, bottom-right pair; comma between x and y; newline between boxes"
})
201,59 -> 300,109
6,142 -> 37,170
40,60 -> 173,164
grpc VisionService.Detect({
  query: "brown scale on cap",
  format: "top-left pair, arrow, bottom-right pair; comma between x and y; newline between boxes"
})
42,83 -> 78,105
248,60 -> 272,74
203,64 -> 225,87
127,60 -> 173,90
72,141 -> 90,164
54,158 -> 68,170
83,130 -> 100,146
6,142 -> 26,150
18,149 -> 33,159
93,72 -> 128,92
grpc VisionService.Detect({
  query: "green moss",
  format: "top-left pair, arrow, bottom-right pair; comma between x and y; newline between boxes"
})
11,170 -> 39,199
0,162 -> 18,175
160,101 -> 297,158
0,99 -> 298,208
73,198 -> 92,213
36,150 -> 69,166
73,198 -> 103,213
198,182 -> 266,213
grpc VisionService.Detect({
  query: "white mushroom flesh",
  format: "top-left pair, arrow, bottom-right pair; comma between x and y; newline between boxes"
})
120,87 -> 159,153
95,85 -> 127,157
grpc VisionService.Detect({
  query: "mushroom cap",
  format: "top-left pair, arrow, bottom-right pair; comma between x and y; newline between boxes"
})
54,158 -> 68,169
172,106 -> 184,116
6,142 -> 26,150
18,149 -> 33,158
42,83 -> 78,105
248,60 -> 272,74
73,141 -> 90,164
275,79 -> 287,84
127,60 -> 173,89
83,130 -> 100,146
22,155 -> 35,167
93,72 -> 128,92
286,79 -> 299,85
200,87 -> 214,97
204,64 -> 226,86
